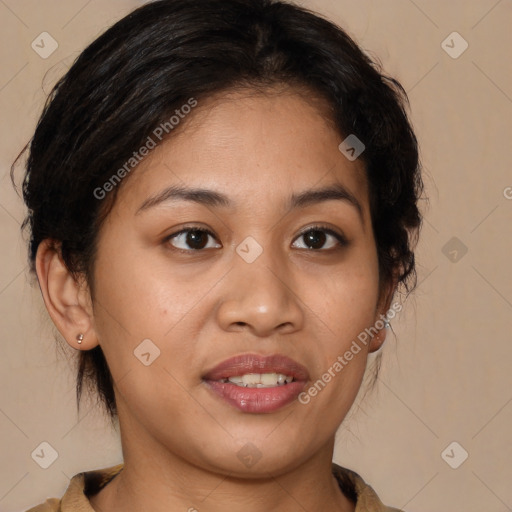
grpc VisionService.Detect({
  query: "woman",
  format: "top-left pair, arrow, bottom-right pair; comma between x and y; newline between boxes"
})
16,0 -> 423,510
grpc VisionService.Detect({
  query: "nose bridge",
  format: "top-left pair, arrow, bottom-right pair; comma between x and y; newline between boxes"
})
216,234 -> 304,335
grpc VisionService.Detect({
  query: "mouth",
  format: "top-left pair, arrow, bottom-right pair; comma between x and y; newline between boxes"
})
202,353 -> 309,413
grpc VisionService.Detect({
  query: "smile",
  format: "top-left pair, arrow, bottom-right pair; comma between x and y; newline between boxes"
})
202,353 -> 309,413
217,372 -> 294,387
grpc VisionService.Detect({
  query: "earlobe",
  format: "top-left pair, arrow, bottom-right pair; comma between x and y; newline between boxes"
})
368,275 -> 397,353
35,239 -> 99,350
368,321 -> 389,353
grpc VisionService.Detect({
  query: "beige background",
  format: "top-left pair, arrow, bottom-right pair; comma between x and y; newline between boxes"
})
1,1 -> 511,511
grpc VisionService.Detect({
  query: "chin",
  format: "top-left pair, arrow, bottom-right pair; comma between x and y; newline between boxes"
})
193,438 -> 311,478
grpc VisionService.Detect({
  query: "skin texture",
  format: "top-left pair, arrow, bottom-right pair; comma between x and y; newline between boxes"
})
36,87 -> 395,512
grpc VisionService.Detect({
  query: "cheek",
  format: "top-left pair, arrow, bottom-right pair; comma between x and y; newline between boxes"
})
89,239 -> 210,390
296,265 -> 376,422
301,251 -> 380,341
91,240 -> 185,337
294,246 -> 380,407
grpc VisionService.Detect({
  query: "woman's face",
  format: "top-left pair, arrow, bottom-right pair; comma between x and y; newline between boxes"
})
85,88 -> 389,475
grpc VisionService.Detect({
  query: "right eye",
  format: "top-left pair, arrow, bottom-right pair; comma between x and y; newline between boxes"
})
164,227 -> 221,252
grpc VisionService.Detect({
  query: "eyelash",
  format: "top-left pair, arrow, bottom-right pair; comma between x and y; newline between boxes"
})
163,224 -> 349,253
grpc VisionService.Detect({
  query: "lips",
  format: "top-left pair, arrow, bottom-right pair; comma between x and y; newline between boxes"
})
202,353 -> 310,413
202,353 -> 310,382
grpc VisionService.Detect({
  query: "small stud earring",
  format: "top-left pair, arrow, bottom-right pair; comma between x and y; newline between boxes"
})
384,321 -> 390,329
76,333 -> 84,345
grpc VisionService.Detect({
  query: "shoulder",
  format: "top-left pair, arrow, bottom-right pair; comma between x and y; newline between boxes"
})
332,462 -> 404,512
24,497 -> 61,511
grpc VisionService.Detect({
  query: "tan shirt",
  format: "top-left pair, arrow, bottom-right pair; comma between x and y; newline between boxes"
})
25,462 -> 403,511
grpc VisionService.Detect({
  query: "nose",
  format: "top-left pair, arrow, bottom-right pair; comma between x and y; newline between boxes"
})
215,246 -> 305,337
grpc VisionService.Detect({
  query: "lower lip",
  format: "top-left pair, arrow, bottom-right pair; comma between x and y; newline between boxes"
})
203,380 -> 306,413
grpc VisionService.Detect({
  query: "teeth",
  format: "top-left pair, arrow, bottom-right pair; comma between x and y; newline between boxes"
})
220,373 -> 294,387
242,373 -> 261,386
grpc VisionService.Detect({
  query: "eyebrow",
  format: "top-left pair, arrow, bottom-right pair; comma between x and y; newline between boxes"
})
135,183 -> 364,224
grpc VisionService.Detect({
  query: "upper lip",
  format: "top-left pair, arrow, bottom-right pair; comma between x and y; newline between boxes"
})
202,353 -> 310,382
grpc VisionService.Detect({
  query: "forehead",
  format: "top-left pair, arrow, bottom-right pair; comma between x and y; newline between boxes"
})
116,87 -> 369,214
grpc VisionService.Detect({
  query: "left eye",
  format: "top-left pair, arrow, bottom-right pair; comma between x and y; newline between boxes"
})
292,226 -> 347,250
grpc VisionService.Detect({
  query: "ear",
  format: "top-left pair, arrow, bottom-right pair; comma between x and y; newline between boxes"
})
35,239 -> 99,350
368,274 -> 399,354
